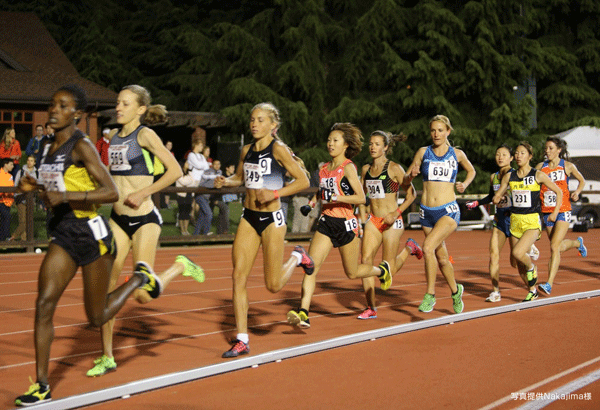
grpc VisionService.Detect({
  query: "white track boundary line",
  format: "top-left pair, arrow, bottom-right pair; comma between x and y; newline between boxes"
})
479,356 -> 600,410
516,368 -> 600,409
15,289 -> 600,410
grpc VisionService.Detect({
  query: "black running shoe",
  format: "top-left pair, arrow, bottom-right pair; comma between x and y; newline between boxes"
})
134,262 -> 163,298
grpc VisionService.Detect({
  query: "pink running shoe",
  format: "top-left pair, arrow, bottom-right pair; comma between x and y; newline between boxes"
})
357,307 -> 377,320
293,245 -> 315,275
406,238 -> 423,260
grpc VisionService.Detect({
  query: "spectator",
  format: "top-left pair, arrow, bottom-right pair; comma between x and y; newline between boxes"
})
221,164 -> 238,202
162,140 -> 175,208
207,160 -> 230,234
219,163 -> 238,234
0,128 -> 22,179
11,155 -> 37,240
96,128 -> 111,166
0,158 -> 15,240
175,168 -> 198,235
44,123 -> 54,139
25,125 -> 46,166
202,145 -> 212,166
194,159 -> 222,235
165,140 -> 174,155
186,140 -> 210,182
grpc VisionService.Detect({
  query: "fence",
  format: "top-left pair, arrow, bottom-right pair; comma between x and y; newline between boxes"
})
1,186 -> 509,253
0,186 -> 320,253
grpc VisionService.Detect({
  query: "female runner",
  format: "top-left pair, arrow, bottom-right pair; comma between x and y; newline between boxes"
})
287,123 -> 393,328
15,85 -> 160,406
356,130 -> 422,319
88,85 -> 205,377
214,102 -> 312,358
403,115 -> 476,314
535,137 -> 587,295
494,142 -> 563,301
466,145 -> 539,302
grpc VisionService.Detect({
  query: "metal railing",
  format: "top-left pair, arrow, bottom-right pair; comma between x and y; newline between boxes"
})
0,186 -> 319,252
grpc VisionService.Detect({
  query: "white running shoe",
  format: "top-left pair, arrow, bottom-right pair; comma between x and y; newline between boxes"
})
527,244 -> 540,261
485,291 -> 501,303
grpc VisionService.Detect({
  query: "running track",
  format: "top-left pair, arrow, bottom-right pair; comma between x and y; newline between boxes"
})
1,230 -> 598,409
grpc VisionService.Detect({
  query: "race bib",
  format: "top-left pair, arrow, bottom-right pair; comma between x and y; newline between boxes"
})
244,163 -> 263,188
320,177 -> 339,203
366,180 -> 385,199
87,215 -> 109,240
543,190 -> 557,207
244,158 -> 272,189
344,217 -> 358,232
497,194 -> 512,208
108,145 -> 131,171
512,190 -> 532,208
393,218 -> 404,230
428,160 -> 455,182
39,170 -> 65,192
445,202 -> 460,214
548,169 -> 565,182
273,209 -> 286,227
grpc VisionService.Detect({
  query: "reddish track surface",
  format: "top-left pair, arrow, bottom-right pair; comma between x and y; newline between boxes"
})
1,230 -> 599,409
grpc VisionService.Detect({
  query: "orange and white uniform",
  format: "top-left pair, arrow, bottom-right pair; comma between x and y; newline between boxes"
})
539,159 -> 571,213
320,159 -> 356,220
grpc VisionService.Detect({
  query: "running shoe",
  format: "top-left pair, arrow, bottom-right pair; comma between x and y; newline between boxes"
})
527,244 -> 540,261
378,260 -> 392,291
526,265 -> 537,288
418,293 -> 436,313
452,283 -> 465,314
287,310 -> 311,328
293,245 -> 315,275
134,261 -> 163,298
486,291 -> 501,303
86,355 -> 117,377
222,339 -> 250,358
522,290 -> 538,302
357,307 -> 377,320
15,377 -> 51,407
538,282 -> 552,295
406,238 -> 423,260
577,237 -> 587,258
176,255 -> 205,283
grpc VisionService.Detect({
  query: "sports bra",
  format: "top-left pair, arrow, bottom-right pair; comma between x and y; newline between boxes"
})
421,145 -> 458,183
108,125 -> 154,177
364,160 -> 400,199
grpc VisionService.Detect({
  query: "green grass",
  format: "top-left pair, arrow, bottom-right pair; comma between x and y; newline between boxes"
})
7,198 -> 298,242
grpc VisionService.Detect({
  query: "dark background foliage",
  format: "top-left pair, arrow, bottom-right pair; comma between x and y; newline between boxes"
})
4,0 -> 600,191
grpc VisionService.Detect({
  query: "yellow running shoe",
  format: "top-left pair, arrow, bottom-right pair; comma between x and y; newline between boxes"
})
378,261 -> 392,291
15,377 -> 51,406
86,355 -> 117,377
176,255 -> 205,283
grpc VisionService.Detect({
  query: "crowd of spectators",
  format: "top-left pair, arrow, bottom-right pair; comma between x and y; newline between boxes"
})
0,125 -> 320,242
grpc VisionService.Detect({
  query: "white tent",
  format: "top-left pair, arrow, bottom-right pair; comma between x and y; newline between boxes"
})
556,126 -> 600,157
556,126 -> 600,201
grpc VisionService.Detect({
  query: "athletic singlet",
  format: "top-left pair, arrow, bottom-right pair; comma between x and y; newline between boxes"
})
421,145 -> 458,183
108,125 -> 154,176
539,159 -> 571,213
243,139 -> 286,190
493,170 -> 512,209
320,159 -> 355,219
39,130 -> 99,220
508,168 -> 541,215
364,160 -> 400,199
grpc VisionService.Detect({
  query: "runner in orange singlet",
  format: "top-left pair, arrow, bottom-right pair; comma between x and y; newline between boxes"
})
535,136 -> 586,295
287,123 -> 392,328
